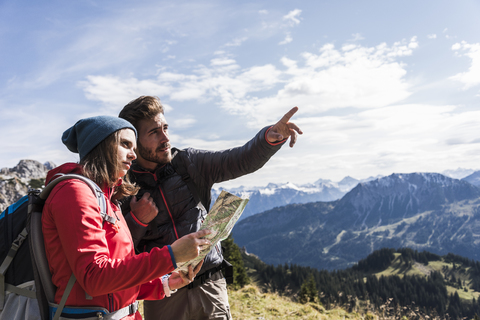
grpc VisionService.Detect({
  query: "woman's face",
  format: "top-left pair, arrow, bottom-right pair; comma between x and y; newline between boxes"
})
117,129 -> 137,179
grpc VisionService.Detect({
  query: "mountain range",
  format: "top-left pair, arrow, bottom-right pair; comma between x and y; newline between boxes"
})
212,176 -> 375,220
232,171 -> 480,270
3,160 -> 480,273
212,168 -> 476,220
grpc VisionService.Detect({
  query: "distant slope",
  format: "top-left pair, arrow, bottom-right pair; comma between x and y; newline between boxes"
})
232,172 -> 480,270
463,170 -> 480,187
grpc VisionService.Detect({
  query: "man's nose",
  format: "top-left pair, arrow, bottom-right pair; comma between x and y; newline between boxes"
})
160,131 -> 170,142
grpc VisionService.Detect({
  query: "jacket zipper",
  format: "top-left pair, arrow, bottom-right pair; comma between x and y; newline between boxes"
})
108,293 -> 113,312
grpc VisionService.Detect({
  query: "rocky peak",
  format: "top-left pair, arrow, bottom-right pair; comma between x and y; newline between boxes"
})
336,172 -> 480,229
0,159 -> 56,212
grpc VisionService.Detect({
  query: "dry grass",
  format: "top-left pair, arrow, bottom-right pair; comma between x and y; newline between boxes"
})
228,284 -> 362,320
137,281 -> 460,319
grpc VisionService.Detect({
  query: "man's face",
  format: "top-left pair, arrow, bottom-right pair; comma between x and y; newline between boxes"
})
136,113 -> 172,170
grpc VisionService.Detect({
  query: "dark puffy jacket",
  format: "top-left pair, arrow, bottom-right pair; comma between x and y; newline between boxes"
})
122,126 -> 285,272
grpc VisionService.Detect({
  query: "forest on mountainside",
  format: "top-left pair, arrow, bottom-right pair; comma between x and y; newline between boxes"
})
223,238 -> 480,319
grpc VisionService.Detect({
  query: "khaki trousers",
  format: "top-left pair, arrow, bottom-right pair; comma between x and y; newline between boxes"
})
144,275 -> 231,320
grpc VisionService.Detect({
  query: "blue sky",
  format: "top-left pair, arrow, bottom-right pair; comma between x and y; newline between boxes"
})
1,0 -> 480,188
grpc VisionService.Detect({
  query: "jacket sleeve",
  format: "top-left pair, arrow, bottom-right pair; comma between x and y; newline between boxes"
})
189,126 -> 286,187
136,278 -> 165,300
44,180 -> 175,297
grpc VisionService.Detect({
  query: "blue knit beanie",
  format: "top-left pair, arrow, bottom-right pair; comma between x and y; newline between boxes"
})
62,116 -> 137,160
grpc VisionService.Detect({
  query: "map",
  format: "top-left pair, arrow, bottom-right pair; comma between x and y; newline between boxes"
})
175,190 -> 249,272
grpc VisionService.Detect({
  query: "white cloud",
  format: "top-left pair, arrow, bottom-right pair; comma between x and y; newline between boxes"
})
279,33 -> 293,45
80,75 -> 173,111
350,33 -> 365,41
342,44 -> 357,51
283,9 -> 302,26
225,37 -> 248,47
210,58 -> 238,66
82,38 -> 418,127
285,104 -> 480,182
427,34 -> 437,39
172,116 -> 197,129
450,41 -> 480,89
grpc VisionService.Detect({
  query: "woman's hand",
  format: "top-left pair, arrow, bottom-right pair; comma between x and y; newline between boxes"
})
168,260 -> 204,290
170,230 -> 212,263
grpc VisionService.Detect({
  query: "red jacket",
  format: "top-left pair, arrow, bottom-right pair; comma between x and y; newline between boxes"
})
42,163 -> 175,319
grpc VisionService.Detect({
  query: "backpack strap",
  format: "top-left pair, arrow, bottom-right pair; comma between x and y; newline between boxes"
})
29,173 -> 108,320
0,228 -> 36,309
52,273 -> 76,320
171,148 -> 207,212
40,173 -> 107,214
0,196 -> 33,309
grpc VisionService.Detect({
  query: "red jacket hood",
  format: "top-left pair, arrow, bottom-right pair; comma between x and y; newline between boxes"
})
45,163 -> 84,185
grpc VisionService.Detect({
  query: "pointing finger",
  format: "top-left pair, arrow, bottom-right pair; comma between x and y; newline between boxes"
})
279,106 -> 299,124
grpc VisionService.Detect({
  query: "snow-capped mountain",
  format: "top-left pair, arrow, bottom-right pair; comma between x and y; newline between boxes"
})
335,172 -> 480,228
212,175 -> 379,220
232,172 -> 480,270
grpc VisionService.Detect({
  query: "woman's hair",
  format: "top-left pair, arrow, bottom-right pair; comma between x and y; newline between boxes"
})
80,130 -> 139,200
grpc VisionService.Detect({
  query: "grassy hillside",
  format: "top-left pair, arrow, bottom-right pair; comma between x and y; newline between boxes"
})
229,284 -> 361,320
241,248 -> 480,319
137,248 -> 480,319
138,285 -> 364,319
376,252 -> 480,301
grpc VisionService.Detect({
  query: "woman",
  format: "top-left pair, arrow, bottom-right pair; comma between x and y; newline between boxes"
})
42,116 -> 210,319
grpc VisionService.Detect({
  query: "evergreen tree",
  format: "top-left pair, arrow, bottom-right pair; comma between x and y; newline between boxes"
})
298,274 -> 318,304
222,235 -> 250,289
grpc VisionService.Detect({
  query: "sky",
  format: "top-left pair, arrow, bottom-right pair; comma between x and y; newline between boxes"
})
1,0 -> 480,189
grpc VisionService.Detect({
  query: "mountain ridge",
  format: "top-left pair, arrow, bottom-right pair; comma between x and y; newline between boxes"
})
232,171 -> 480,270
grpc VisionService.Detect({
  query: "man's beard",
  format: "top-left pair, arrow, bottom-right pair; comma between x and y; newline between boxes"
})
136,141 -> 172,165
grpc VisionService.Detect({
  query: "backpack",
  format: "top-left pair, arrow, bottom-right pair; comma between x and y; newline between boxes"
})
0,174 -> 110,320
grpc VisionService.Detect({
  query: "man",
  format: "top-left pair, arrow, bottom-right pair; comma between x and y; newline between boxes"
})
119,96 -> 302,320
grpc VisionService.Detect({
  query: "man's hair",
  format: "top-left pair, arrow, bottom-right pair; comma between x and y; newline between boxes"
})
119,96 -> 164,129
81,130 -> 139,200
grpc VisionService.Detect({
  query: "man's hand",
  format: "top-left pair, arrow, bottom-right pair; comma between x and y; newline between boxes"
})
168,260 -> 204,290
267,106 -> 303,147
170,230 -> 212,263
130,192 -> 158,224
